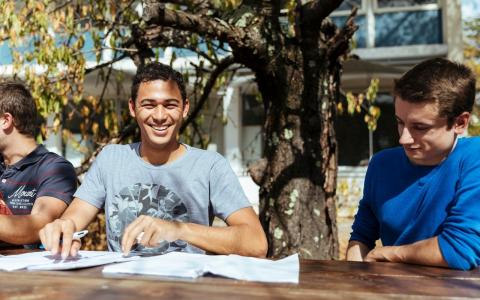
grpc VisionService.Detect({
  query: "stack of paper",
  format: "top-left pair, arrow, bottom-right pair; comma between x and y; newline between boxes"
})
0,251 -> 139,271
103,252 -> 299,283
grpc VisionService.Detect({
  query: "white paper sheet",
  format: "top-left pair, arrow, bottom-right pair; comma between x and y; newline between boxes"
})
0,251 -> 139,271
103,252 -> 299,283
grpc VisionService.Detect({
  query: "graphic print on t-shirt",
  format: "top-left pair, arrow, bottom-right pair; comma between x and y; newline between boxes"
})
108,183 -> 190,254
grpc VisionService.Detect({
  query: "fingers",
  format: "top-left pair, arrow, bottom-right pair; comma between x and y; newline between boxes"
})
142,225 -> 158,247
60,222 -> 75,259
364,248 -> 387,262
122,215 -> 151,256
70,240 -> 82,257
39,219 -> 76,258
121,216 -> 180,254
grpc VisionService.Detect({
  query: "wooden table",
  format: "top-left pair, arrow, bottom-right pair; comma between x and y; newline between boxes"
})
1,249 -> 479,299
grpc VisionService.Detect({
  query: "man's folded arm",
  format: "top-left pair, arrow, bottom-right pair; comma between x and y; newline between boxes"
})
0,196 -> 67,244
364,236 -> 449,268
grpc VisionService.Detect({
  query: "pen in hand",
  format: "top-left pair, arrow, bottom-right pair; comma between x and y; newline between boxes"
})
72,230 -> 88,241
40,230 -> 89,253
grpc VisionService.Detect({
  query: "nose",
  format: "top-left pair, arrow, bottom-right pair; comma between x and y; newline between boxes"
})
152,105 -> 167,122
398,127 -> 414,145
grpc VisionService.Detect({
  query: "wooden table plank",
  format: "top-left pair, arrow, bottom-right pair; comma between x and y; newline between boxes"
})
1,250 -> 479,299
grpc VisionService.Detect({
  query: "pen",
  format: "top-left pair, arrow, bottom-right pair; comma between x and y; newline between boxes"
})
39,230 -> 89,250
72,230 -> 89,241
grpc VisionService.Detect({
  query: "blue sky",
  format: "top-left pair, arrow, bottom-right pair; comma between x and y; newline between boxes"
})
462,0 -> 480,20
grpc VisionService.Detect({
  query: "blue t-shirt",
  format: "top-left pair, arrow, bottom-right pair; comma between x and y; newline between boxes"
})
350,137 -> 480,270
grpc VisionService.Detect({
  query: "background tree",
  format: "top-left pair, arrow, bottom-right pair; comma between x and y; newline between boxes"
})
0,0 -> 357,258
464,16 -> 480,135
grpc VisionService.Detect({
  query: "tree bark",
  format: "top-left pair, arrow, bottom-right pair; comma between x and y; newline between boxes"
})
249,44 -> 339,259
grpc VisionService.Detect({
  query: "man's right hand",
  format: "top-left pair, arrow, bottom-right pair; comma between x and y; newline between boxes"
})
39,219 -> 81,259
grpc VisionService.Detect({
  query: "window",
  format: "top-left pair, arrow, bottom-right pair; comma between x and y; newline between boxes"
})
332,0 -> 443,48
375,10 -> 442,46
377,0 -> 438,9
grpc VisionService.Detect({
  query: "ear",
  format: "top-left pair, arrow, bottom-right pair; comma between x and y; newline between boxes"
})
128,98 -> 136,118
453,112 -> 470,135
0,113 -> 14,130
182,98 -> 190,119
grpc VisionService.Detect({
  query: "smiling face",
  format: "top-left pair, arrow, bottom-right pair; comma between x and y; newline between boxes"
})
129,79 -> 189,155
395,97 -> 469,166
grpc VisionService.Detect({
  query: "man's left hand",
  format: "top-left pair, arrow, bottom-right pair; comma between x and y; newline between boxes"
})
365,246 -> 403,263
121,215 -> 182,256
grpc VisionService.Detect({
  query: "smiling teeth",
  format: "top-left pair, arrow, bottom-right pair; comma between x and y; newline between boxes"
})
152,126 -> 168,131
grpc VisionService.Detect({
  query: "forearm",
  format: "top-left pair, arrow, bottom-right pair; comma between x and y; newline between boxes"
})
391,237 -> 448,267
0,214 -> 52,244
178,222 -> 267,258
346,240 -> 370,261
59,198 -> 100,231
366,236 -> 448,268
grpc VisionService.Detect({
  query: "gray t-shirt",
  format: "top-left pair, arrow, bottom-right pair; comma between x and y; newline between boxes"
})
75,143 -> 251,254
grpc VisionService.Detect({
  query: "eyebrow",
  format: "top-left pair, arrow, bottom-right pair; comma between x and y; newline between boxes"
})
139,98 -> 180,105
395,116 -> 434,126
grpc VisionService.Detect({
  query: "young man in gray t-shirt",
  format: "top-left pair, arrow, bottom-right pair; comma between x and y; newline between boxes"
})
39,62 -> 267,259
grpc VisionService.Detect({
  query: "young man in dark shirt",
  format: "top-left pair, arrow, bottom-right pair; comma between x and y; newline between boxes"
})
0,82 -> 77,245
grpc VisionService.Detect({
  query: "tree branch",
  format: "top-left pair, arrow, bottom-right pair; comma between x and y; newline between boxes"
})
143,26 -> 229,64
300,0 -> 344,29
143,1 -> 235,42
180,55 -> 235,133
326,7 -> 358,64
84,53 -> 130,75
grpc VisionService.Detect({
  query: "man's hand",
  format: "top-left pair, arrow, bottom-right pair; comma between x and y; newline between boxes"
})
365,246 -> 403,263
364,238 -> 449,268
346,241 -> 370,261
121,215 -> 182,256
38,198 -> 100,258
39,218 -> 81,259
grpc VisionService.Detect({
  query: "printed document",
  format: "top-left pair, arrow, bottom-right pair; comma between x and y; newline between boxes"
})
0,251 -> 139,271
103,252 -> 299,283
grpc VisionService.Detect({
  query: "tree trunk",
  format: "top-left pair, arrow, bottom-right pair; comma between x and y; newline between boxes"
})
254,46 -> 339,259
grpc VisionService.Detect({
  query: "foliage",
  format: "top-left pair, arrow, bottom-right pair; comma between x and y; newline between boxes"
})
338,78 -> 380,131
0,0 -> 230,152
0,1 -> 134,144
464,17 -> 480,135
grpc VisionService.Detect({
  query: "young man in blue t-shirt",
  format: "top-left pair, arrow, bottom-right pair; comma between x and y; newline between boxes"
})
0,82 -> 77,246
39,62 -> 267,259
346,58 -> 480,270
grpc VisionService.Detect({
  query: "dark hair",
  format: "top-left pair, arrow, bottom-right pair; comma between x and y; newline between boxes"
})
131,62 -> 187,103
0,81 -> 38,137
394,58 -> 476,127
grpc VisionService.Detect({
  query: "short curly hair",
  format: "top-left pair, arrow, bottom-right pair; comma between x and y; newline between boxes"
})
131,62 -> 187,103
